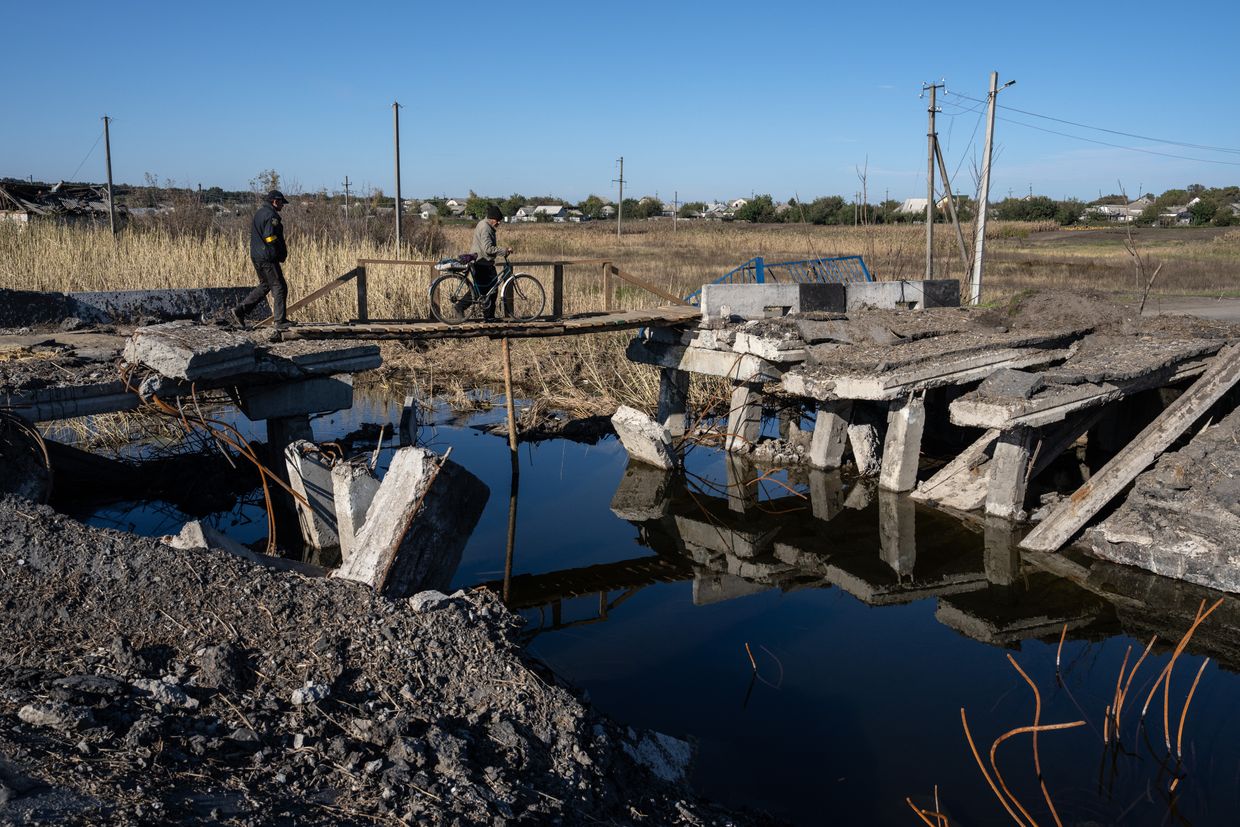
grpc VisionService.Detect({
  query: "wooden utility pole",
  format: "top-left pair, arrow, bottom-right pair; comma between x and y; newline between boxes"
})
923,83 -> 942,278
970,72 -> 1014,305
393,101 -> 402,255
342,175 -> 351,221
613,157 -> 625,239
103,115 -> 116,235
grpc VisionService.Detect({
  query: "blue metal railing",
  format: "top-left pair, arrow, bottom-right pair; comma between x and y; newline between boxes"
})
683,255 -> 873,305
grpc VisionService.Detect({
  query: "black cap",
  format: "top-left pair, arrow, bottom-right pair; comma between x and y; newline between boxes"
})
266,190 -> 288,204
485,204 -> 503,221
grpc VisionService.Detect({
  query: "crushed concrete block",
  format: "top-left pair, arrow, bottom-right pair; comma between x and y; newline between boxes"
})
122,321 -> 256,381
291,683 -> 331,706
331,447 -> 489,597
164,520 -> 324,577
332,457 -> 383,563
18,702 -> 95,732
408,590 -> 451,612
611,405 -> 676,470
131,678 -> 199,709
977,368 -> 1046,400
284,440 -> 339,551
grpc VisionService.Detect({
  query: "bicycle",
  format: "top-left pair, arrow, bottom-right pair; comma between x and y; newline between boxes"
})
428,254 -> 545,325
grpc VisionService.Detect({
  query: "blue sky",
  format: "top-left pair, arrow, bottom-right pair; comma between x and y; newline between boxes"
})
4,1 -> 1239,204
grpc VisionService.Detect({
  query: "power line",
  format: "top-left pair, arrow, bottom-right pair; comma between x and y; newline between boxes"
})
995,113 -> 1240,167
945,90 -> 1240,155
68,128 -> 105,182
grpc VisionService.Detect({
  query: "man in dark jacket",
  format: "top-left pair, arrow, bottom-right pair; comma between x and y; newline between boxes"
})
231,190 -> 292,330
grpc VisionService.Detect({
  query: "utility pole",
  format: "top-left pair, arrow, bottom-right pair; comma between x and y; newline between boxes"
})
393,101 -> 402,255
922,83 -> 942,278
672,190 -> 679,231
933,138 -> 970,266
103,115 -> 116,235
342,175 -> 351,221
970,72 -> 1015,306
613,156 -> 625,239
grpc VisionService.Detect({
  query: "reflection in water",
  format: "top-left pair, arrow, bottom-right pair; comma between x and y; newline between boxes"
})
469,451 -> 1240,823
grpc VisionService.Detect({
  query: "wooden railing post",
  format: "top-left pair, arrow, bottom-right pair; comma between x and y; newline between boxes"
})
551,264 -> 564,318
602,261 -> 612,312
355,264 -> 369,322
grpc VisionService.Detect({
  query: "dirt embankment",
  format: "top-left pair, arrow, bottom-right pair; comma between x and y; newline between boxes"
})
0,498 -> 770,826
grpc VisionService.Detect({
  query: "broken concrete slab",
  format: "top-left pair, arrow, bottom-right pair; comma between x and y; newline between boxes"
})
611,405 -> 677,470
844,279 -> 960,311
122,321 -> 256,381
284,441 -> 339,551
977,368 -> 1045,400
701,283 -> 847,320
331,457 -> 382,563
240,376 -> 354,421
795,318 -> 901,346
164,520 -> 322,576
331,447 -> 488,596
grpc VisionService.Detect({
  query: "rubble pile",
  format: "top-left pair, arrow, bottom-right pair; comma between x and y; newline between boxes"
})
0,498 -> 765,825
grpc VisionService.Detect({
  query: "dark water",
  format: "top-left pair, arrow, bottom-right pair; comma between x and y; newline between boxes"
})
75,397 -> 1240,826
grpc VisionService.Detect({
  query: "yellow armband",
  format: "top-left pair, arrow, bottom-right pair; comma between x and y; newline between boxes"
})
264,235 -> 277,243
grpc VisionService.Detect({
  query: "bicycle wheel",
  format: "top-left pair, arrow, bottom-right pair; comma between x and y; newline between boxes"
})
428,274 -> 478,325
501,274 -> 545,321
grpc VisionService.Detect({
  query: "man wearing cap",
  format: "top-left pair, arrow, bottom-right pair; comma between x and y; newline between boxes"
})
469,204 -> 512,321
232,190 -> 292,330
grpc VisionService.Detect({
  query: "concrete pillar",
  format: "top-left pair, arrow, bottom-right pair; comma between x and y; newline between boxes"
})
879,395 -> 926,492
612,405 -> 676,470
266,414 -> 313,554
844,478 -> 875,511
808,469 -> 845,522
847,413 -> 881,477
809,401 -> 852,470
985,426 -> 1034,520
726,382 -> 764,453
331,456 -> 382,564
725,453 -> 759,514
656,368 -> 690,438
284,440 -> 339,551
878,490 -> 916,578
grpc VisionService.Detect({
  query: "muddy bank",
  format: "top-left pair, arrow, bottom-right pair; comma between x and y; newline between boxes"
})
0,498 -> 771,826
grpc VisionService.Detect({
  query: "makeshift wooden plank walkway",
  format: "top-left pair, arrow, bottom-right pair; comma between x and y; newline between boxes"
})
280,306 -> 702,342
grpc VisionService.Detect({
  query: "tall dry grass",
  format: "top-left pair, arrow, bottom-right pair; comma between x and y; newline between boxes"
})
4,218 -> 1238,415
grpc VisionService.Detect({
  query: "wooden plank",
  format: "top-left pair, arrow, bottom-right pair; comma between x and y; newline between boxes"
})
354,257 -> 611,267
1021,345 -> 1240,552
264,266 -> 362,326
912,428 -> 999,506
608,264 -> 691,306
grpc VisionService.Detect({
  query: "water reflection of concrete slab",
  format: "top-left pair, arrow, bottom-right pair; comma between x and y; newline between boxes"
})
935,571 -> 1115,645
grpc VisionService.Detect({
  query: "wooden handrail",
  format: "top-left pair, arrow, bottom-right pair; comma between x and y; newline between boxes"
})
355,257 -> 611,267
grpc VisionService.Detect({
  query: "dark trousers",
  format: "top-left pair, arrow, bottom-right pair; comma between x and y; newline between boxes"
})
239,260 -> 288,322
472,260 -> 498,317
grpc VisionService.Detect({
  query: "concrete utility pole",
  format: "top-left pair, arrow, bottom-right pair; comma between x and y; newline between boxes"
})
103,115 -> 116,235
393,101 -> 403,255
923,83 -> 943,279
673,190 -> 679,231
342,175 -> 351,221
613,157 -> 625,239
970,72 -> 1015,305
